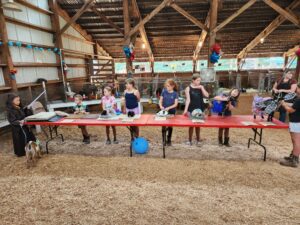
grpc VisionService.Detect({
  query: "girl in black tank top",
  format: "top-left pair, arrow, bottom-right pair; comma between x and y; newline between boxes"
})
183,74 -> 209,146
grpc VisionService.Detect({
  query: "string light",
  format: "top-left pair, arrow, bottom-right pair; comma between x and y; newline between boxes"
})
142,43 -> 146,49
260,38 -> 265,44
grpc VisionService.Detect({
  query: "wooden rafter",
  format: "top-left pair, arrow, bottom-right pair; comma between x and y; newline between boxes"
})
59,0 -> 95,36
126,0 -> 172,39
193,10 -> 210,61
283,45 -> 299,57
263,0 -> 300,27
170,3 -> 208,32
131,0 -> 154,62
91,6 -> 124,36
212,0 -> 257,33
237,0 -> 300,60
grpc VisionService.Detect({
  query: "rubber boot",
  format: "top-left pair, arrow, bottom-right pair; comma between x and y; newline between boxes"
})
223,137 -> 231,147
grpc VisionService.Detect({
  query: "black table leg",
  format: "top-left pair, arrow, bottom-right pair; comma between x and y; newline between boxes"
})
126,126 -> 136,157
45,126 -> 64,154
248,128 -> 267,161
162,127 -> 167,158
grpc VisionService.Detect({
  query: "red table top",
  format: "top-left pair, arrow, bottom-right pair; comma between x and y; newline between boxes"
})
25,114 -> 152,127
146,115 -> 288,129
25,114 -> 288,129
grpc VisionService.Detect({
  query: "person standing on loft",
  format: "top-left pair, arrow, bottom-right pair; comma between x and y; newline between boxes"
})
272,71 -> 297,122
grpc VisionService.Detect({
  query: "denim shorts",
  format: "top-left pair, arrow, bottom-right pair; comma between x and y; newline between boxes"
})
289,122 -> 300,133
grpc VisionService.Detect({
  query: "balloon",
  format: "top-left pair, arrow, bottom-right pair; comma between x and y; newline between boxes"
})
132,137 -> 149,154
47,48 -> 52,52
211,43 -> 221,54
39,47 -> 44,51
296,48 -> 300,57
8,41 -> 14,46
16,41 -> 22,47
123,46 -> 131,58
130,52 -> 135,61
26,44 -> 32,49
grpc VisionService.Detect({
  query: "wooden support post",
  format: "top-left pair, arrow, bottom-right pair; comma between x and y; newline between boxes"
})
48,0 -> 66,83
123,0 -> 133,76
0,7 -> 17,91
207,0 -> 218,68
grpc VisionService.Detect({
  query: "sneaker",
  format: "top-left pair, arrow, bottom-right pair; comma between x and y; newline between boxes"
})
166,140 -> 172,146
106,140 -> 111,145
223,137 -> 231,147
195,141 -> 202,147
185,141 -> 192,146
280,155 -> 299,168
113,140 -> 119,144
283,152 -> 293,161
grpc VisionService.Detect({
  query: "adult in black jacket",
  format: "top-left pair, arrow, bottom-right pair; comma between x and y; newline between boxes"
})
6,94 -> 36,157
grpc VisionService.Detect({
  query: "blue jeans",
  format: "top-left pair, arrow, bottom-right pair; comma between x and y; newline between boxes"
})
278,106 -> 287,123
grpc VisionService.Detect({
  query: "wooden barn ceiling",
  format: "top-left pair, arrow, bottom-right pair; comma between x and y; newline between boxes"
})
57,0 -> 300,61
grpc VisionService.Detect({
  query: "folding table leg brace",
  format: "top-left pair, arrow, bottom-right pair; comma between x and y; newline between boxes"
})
126,126 -> 138,157
248,128 -> 267,161
45,125 -> 64,154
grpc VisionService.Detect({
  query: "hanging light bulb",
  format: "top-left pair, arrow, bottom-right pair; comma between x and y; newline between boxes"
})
142,43 -> 146,49
198,42 -> 203,47
260,38 -> 265,44
1,0 -> 22,12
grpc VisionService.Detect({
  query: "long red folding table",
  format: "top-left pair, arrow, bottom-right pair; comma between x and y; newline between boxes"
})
25,114 -> 288,161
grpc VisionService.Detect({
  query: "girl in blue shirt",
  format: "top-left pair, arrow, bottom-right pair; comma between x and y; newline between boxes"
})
159,79 -> 179,145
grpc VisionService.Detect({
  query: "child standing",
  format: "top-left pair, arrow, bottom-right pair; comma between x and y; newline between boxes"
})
183,74 -> 209,145
159,79 -> 179,146
6,94 -> 36,157
102,86 -> 118,144
124,78 -> 141,137
73,94 -> 90,144
214,88 -> 240,147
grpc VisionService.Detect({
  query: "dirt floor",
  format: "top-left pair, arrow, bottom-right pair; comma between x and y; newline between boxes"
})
1,94 -> 300,225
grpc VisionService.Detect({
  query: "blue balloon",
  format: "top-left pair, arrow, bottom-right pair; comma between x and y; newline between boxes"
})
53,48 -> 58,52
212,100 -> 224,114
34,47 -> 39,51
16,41 -> 22,47
26,44 -> 32,49
39,47 -> 44,51
47,48 -> 52,52
132,137 -> 149,154
0,41 -> 2,46
8,41 -> 14,46
123,46 -> 131,58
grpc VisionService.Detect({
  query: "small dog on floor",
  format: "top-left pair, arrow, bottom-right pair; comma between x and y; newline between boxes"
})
25,140 -> 42,168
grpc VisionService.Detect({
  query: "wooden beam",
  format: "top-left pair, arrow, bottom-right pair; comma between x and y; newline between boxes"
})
263,0 -> 300,27
5,16 -> 54,33
126,0 -> 172,39
193,10 -> 210,61
170,3 -> 208,32
59,0 -> 95,35
237,0 -> 300,59
91,6 -> 124,36
212,0 -> 257,33
131,0 -> 154,62
14,0 -> 53,15
49,0 -> 65,82
55,3 -> 93,41
95,60 -> 112,75
208,0 -> 218,68
123,0 -> 133,75
283,45 -> 299,57
0,8 -> 17,91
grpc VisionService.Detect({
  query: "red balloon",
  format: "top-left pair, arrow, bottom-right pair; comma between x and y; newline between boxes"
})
211,43 -> 221,54
130,53 -> 135,61
296,48 -> 300,57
